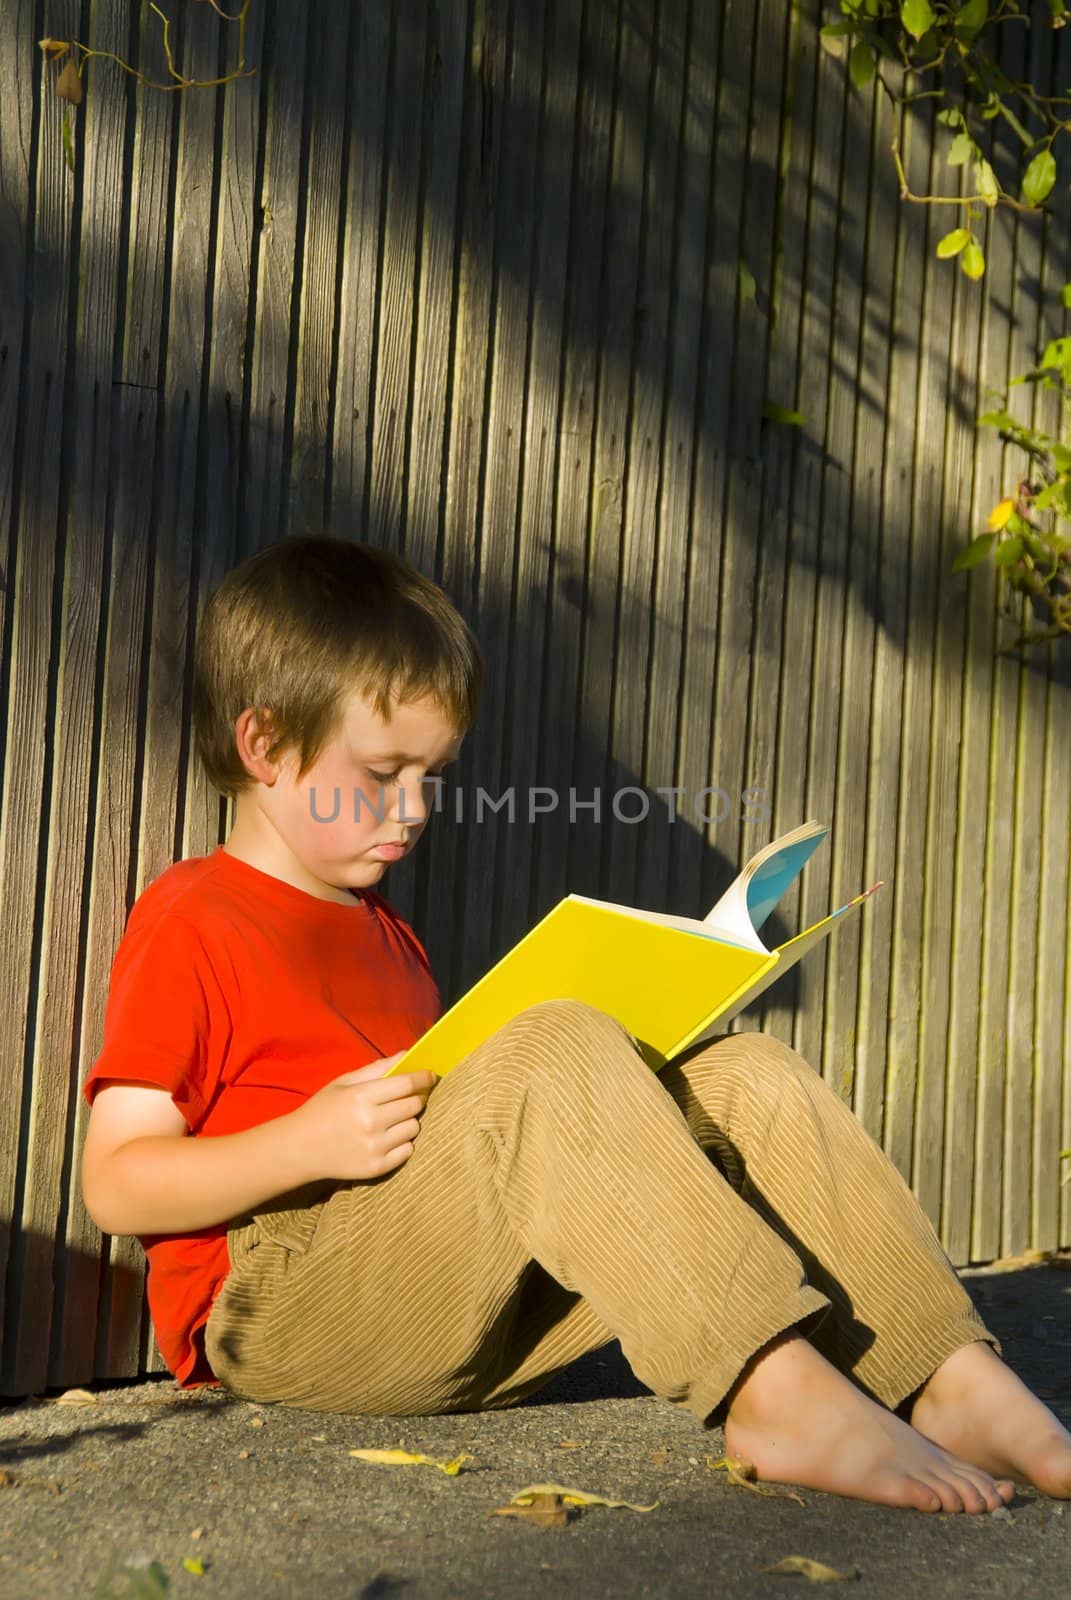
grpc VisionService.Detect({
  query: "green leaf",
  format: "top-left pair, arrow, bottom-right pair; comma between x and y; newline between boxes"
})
954,0 -> 989,41
961,240 -> 986,278
1040,337 -> 1071,375
61,108 -> 75,174
901,0 -> 937,40
974,158 -> 999,205
1061,283 -> 1071,309
738,260 -> 757,307
947,131 -> 974,166
820,21 -> 857,37
937,107 -> 964,128
1051,443 -> 1071,471
936,227 -> 971,258
1022,149 -> 1056,207
978,409 -> 1018,431
952,532 -> 996,572
849,40 -> 876,87
993,534 -> 1024,567
762,401 -> 806,426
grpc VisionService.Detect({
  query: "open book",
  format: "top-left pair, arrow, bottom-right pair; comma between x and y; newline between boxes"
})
388,821 -> 882,1077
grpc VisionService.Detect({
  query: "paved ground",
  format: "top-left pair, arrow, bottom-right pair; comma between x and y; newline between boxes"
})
0,1260 -> 1068,1599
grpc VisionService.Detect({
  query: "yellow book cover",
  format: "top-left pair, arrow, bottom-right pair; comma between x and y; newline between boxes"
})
389,821 -> 882,1077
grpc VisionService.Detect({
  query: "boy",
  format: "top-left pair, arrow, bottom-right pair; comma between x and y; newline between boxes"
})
82,536 -> 1071,1514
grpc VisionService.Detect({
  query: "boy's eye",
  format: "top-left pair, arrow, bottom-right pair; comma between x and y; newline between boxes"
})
364,766 -> 449,785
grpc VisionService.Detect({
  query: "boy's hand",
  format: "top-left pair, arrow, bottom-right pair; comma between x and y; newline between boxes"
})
289,1053 -> 437,1181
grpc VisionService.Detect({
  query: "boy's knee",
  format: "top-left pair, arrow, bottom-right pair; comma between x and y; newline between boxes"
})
694,1029 -> 814,1100
511,998 -> 638,1053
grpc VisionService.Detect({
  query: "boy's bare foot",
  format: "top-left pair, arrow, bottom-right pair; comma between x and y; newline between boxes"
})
723,1330 -> 1016,1513
909,1338 -> 1071,1499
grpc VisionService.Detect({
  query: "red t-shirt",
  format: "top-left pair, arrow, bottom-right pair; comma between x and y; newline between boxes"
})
82,845 -> 442,1388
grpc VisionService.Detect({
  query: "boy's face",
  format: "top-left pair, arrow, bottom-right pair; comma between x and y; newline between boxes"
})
234,687 -> 464,901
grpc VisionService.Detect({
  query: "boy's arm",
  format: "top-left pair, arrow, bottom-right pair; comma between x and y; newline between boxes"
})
82,1082 -> 313,1237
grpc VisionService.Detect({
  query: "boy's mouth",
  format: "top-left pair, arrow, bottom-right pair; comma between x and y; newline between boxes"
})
369,841 -> 408,861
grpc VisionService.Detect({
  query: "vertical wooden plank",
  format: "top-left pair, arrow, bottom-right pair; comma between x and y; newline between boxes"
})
287,0 -> 352,540
494,0 -> 583,948
402,0 -> 467,572
812,50 -> 883,1104
732,0 -> 792,888
635,1 -> 713,922
436,0 -> 505,999
604,0 -> 687,913
1031,291 -> 1071,1251
393,0 -> 468,939
701,0 -> 763,939
367,2 -> 427,553
12,0 -> 132,1396
568,0 -> 650,906
866,121 -> 922,1180
59,5 -> 180,1385
530,0 -> 617,927
186,2 -> 265,864
238,0 -> 310,556
459,0 -> 544,975
330,0 -> 391,544
971,19 -> 1033,1263
0,2 -> 36,1322
99,0 -> 225,1378
741,0 -> 821,1050
668,1 -> 732,939
777,12 -> 849,1071
0,0 -> 79,1395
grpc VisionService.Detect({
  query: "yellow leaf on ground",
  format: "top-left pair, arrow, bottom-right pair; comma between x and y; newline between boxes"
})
987,498 -> 1015,531
556,1439 -> 585,1449
707,1456 -> 805,1505
491,1491 -> 575,1528
182,1557 -> 205,1576
501,1482 -> 658,1511
347,1447 -> 472,1475
52,1388 -> 98,1406
765,1555 -> 858,1581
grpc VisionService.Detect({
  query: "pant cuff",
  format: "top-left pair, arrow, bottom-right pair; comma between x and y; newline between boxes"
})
687,1284 -> 832,1430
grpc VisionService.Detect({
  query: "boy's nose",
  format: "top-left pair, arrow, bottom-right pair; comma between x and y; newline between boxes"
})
391,783 -> 427,827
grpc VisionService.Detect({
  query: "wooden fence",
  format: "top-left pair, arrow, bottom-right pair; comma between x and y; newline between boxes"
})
1,0 -> 1068,1395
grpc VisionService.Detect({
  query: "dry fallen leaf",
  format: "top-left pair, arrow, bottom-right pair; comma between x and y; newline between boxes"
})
55,58 -> 83,105
237,1449 -> 250,1460
650,1449 -> 670,1466
347,1447 -> 473,1476
0,1467 -> 61,1495
491,1491 -> 575,1528
52,1387 -> 98,1406
556,1439 -> 585,1450
708,1456 -> 805,1506
497,1482 -> 658,1512
765,1555 -> 858,1582
250,1416 -> 264,1428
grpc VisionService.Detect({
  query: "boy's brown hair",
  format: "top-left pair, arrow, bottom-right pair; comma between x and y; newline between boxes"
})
193,536 -> 483,797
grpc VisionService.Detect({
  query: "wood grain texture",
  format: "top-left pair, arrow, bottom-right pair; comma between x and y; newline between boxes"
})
0,0 -> 1068,1390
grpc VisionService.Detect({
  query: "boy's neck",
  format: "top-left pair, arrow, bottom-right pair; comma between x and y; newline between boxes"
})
222,809 -> 362,908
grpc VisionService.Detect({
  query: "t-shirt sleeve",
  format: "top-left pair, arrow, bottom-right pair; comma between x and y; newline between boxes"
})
83,911 -> 231,1131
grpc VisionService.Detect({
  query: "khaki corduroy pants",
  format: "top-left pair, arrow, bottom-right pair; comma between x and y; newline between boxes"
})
203,1000 -> 996,1424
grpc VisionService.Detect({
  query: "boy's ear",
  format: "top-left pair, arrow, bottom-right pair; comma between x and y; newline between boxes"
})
234,705 -> 286,785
